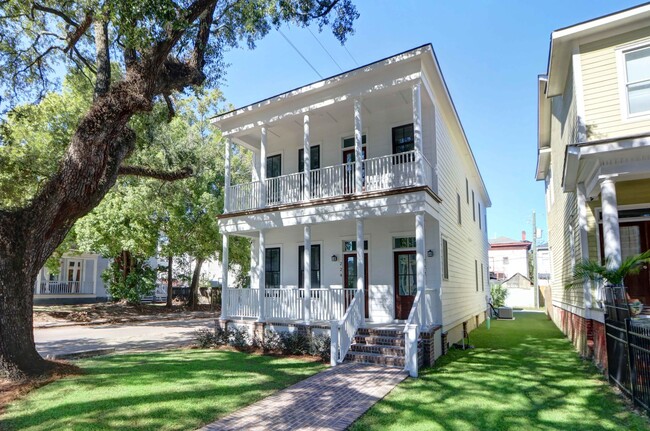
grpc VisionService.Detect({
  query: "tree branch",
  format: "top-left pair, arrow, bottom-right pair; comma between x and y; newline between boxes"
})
191,1 -> 216,70
163,93 -> 175,122
65,13 -> 92,54
118,165 -> 193,181
31,3 -> 79,27
94,17 -> 110,98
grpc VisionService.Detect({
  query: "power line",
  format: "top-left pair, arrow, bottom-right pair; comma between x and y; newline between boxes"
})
343,44 -> 359,66
307,27 -> 344,72
278,29 -> 323,79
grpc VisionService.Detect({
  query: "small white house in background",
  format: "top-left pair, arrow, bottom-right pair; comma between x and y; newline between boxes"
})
34,253 -> 110,304
536,243 -> 551,289
488,233 -> 531,280
213,44 -> 491,377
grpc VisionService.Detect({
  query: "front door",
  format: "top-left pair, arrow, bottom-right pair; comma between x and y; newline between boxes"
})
66,259 -> 83,293
344,253 -> 369,318
394,251 -> 417,320
618,221 -> 650,303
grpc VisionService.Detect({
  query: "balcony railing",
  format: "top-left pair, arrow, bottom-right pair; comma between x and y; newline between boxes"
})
226,149 -> 434,213
37,281 -> 94,295
223,287 -> 357,322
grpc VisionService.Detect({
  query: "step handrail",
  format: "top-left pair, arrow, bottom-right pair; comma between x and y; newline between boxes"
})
403,290 -> 422,377
330,290 -> 364,366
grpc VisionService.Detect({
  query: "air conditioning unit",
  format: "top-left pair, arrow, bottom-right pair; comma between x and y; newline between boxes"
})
498,307 -> 513,319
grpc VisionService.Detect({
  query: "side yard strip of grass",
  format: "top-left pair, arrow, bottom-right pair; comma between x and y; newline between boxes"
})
1,349 -> 325,431
351,312 -> 650,431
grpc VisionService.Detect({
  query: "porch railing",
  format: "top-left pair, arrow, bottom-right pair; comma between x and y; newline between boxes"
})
404,290 -> 423,377
331,290 -> 364,365
227,149 -> 434,213
223,287 -> 357,322
38,281 -> 94,295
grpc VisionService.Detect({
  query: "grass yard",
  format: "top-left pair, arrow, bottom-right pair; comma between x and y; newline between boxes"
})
1,349 -> 325,431
351,312 -> 650,431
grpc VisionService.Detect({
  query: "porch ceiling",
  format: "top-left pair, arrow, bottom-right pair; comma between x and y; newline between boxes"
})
565,137 -> 650,198
231,85 -> 426,151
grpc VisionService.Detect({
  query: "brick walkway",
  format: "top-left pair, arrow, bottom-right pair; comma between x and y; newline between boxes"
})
199,363 -> 408,431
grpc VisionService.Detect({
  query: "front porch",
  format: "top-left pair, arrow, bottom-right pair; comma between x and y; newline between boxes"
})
219,214 -> 443,376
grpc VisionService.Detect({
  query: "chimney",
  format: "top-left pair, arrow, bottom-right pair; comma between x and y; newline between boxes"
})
522,230 -> 526,241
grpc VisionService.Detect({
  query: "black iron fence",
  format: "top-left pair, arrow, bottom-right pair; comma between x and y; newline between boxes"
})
604,285 -> 650,412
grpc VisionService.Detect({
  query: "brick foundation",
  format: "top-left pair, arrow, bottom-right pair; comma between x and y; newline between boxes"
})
420,325 -> 442,367
551,305 -> 608,373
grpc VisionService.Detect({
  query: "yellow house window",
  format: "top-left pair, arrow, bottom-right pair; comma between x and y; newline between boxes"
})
623,46 -> 650,116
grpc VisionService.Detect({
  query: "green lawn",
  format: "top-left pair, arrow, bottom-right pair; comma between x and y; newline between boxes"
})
351,312 -> 650,431
1,350 -> 325,431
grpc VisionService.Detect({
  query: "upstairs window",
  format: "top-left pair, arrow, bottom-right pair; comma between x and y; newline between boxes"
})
392,124 -> 414,154
622,45 -> 650,116
298,145 -> 320,172
457,193 -> 462,225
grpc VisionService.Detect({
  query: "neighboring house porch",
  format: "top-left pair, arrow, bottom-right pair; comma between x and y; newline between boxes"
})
34,253 -> 110,304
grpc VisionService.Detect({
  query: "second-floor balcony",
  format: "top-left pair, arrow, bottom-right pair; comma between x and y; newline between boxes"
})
226,149 -> 435,213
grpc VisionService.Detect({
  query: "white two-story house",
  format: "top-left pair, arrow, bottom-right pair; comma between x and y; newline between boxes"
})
214,45 -> 490,376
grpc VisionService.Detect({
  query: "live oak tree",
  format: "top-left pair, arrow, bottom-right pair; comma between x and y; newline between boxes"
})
0,0 -> 358,380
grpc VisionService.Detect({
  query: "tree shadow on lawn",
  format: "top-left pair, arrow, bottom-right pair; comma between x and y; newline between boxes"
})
351,313 -> 650,431
1,349 -> 326,431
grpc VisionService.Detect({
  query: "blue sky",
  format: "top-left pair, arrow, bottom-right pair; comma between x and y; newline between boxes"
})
218,0 -> 645,244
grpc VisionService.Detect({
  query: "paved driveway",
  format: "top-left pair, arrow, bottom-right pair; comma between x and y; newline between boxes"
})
35,318 -> 213,358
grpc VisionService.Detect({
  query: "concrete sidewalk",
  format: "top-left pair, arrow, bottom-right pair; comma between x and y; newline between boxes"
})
199,363 -> 407,431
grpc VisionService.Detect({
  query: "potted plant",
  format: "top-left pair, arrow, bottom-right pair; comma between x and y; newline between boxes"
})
568,249 -> 650,317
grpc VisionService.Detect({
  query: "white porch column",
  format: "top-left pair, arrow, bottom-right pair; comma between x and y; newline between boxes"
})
356,218 -> 365,325
221,233 -> 229,319
577,183 -> 592,308
600,178 -> 621,270
354,99 -> 364,194
415,212 -> 426,325
260,126 -> 267,208
412,82 -> 424,186
258,229 -> 266,321
224,138 -> 232,213
303,225 -> 312,324
303,114 -> 311,201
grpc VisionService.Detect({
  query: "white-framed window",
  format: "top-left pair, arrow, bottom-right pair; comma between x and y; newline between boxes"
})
503,257 -> 509,265
618,44 -> 650,118
442,239 -> 449,280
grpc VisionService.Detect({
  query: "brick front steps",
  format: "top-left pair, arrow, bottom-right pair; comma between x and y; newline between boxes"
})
345,327 -> 423,369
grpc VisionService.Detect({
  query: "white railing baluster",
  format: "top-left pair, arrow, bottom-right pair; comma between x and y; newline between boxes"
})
226,149 -> 435,212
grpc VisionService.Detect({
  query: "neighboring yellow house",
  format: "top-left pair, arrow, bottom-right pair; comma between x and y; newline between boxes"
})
537,4 -> 650,370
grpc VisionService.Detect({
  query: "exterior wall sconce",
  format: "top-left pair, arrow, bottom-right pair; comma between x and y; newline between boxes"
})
331,255 -> 338,262
427,250 -> 434,257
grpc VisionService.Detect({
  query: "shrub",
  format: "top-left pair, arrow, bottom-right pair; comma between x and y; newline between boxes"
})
260,329 -> 283,353
310,334 -> 331,362
228,327 -> 250,349
194,328 -> 217,348
280,331 -> 310,355
102,258 -> 156,304
491,283 -> 508,308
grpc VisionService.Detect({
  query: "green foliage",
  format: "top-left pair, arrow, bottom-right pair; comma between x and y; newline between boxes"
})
0,1 -> 358,106
101,258 -> 157,304
490,283 -> 508,308
0,73 -> 92,208
568,249 -> 650,288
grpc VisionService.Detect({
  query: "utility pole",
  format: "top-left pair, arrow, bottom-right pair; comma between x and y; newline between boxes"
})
532,211 -> 539,308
